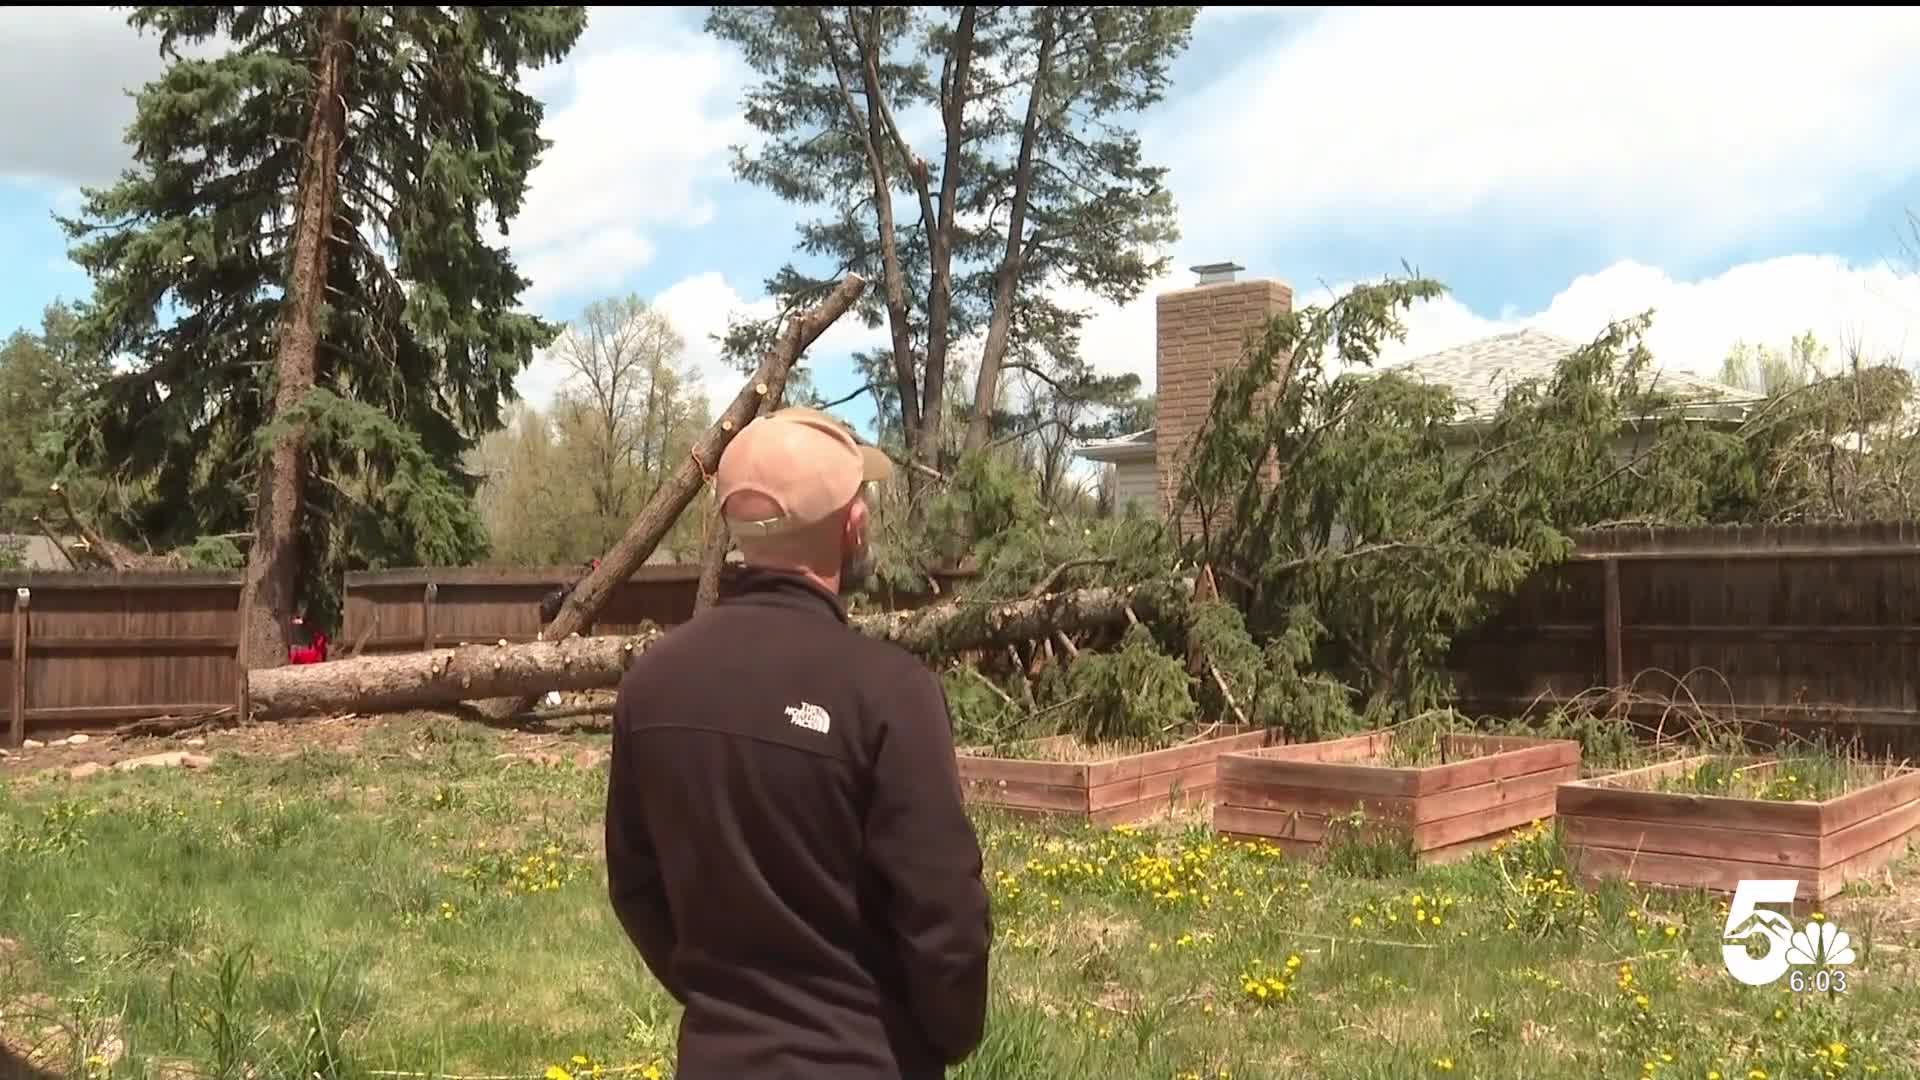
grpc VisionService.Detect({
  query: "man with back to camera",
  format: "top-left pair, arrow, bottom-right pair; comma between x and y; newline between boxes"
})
604,406 -> 993,1080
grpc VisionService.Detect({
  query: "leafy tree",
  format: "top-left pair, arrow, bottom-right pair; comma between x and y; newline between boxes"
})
0,302 -> 112,530
707,5 -> 1191,487
470,396 -> 710,567
1719,330 -> 1828,395
60,6 -> 586,646
548,295 -> 710,536
1001,362 -> 1144,508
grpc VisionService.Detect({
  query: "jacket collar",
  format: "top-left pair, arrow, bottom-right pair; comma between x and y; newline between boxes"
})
715,564 -> 850,624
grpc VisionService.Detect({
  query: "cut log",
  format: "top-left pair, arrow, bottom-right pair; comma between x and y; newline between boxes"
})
474,272 -> 869,721
248,579 -> 1192,721
252,632 -> 664,721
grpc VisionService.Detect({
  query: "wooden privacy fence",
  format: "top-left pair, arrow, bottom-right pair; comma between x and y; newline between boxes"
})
1449,522 -> 1920,737
341,565 -> 703,655
7,523 -> 1920,744
339,565 -> 980,656
3,571 -> 243,745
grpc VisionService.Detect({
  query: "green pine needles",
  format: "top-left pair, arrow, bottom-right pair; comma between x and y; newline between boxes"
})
57,6 -> 586,621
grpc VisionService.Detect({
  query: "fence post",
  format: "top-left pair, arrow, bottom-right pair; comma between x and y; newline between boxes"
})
10,587 -> 28,747
1602,558 -> 1624,711
422,580 -> 438,651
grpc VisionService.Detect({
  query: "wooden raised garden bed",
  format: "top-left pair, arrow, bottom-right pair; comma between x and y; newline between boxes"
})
1558,755 -> 1920,901
956,726 -> 1281,826
1214,731 -> 1580,863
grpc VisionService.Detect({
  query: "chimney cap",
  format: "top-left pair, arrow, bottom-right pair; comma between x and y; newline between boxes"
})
1191,261 -> 1244,285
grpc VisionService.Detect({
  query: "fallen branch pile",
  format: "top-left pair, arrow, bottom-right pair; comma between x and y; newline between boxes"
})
246,579 -> 1191,720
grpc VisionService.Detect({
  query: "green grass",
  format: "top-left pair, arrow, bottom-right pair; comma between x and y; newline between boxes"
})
3,715 -> 1918,1080
959,735 -> 1183,763
1647,749 -> 1902,802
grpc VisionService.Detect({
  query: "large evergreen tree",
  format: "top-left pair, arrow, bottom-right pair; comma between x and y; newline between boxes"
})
708,5 -> 1191,486
59,6 -> 586,663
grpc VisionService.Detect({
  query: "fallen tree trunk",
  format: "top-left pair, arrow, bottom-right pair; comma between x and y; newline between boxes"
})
248,579 -> 1191,720
474,272 -> 868,722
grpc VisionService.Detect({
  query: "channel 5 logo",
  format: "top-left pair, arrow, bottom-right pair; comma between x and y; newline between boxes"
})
1722,879 -> 1854,990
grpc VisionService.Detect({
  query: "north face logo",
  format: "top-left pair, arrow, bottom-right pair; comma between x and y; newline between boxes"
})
785,701 -> 831,734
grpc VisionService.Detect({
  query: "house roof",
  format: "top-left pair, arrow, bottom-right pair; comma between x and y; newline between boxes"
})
1072,328 -> 1762,461
1074,427 -> 1157,463
1376,328 -> 1761,421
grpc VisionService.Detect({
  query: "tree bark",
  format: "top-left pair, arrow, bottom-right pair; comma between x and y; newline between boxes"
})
965,8 -> 1056,454
237,6 -> 351,673
249,578 -> 1192,721
475,272 -> 868,719
693,502 -> 729,612
816,11 -> 921,468
856,5 -> 976,481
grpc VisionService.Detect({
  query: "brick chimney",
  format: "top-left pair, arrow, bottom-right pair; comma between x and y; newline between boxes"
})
1154,262 -> 1292,536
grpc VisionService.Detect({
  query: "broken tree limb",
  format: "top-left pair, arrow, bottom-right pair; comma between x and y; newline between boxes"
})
693,502 -> 730,613
47,483 -> 179,572
472,272 -> 868,723
30,515 -> 78,570
249,578 -> 1193,720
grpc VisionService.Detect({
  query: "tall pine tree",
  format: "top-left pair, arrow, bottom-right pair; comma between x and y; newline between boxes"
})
60,6 -> 586,666
708,6 -> 1192,487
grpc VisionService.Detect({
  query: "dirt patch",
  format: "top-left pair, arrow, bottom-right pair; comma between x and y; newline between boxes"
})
0,711 -> 610,782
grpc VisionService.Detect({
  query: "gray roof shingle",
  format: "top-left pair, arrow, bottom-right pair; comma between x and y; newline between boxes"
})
1074,327 -> 1762,460
1377,327 -> 1760,420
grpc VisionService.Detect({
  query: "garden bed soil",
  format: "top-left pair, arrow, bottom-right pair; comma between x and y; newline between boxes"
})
1213,731 -> 1580,864
955,726 -> 1281,826
1557,755 -> 1920,901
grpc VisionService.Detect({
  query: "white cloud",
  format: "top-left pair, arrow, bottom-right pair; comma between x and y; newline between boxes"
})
515,270 -> 888,412
1069,255 -> 1920,396
0,8 -> 181,185
1154,8 -> 1920,262
1194,6 -> 1306,25
505,10 -> 750,305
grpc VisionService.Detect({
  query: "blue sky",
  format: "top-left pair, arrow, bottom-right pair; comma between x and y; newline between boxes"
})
6,6 -> 1920,442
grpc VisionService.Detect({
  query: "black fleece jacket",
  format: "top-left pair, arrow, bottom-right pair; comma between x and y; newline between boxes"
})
605,567 -> 993,1080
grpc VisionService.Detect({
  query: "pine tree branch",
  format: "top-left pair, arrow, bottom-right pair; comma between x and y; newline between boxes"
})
1026,558 -> 1114,599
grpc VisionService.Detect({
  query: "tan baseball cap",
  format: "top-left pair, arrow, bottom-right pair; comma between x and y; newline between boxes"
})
715,407 -> 893,537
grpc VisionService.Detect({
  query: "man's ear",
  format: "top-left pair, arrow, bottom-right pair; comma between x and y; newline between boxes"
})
844,498 -> 869,546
